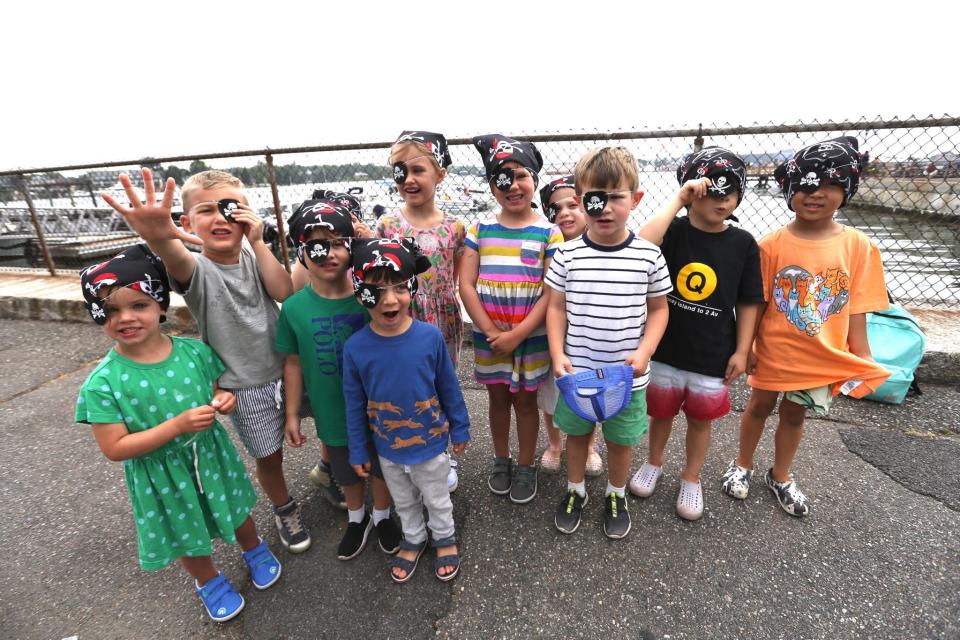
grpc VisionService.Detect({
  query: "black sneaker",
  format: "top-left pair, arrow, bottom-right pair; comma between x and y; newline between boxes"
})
376,516 -> 402,554
602,493 -> 631,539
555,489 -> 588,534
337,512 -> 373,560
509,464 -> 538,504
273,498 -> 312,553
488,456 -> 513,495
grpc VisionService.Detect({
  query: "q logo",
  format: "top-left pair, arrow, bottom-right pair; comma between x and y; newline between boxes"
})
676,262 -> 717,302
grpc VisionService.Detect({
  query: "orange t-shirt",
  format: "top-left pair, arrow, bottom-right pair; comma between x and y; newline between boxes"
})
749,226 -> 890,398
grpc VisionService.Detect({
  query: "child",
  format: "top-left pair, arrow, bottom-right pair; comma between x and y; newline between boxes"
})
545,147 -> 671,538
460,134 -> 563,504
277,198 -> 402,559
721,137 -> 890,516
634,148 -> 765,520
102,168 -> 309,553
378,131 -> 467,492
343,238 -> 470,582
75,244 -> 281,623
536,175 -> 602,477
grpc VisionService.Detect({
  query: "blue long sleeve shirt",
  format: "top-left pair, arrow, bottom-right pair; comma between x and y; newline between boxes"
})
343,320 -> 470,466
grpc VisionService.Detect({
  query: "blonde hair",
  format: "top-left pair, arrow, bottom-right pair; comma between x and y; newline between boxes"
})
181,170 -> 244,211
389,140 -> 443,171
574,147 -> 639,193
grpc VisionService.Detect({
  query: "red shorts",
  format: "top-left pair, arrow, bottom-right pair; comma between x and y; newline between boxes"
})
646,361 -> 730,421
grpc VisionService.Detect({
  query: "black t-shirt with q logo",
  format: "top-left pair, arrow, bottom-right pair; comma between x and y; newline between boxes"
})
653,217 -> 765,378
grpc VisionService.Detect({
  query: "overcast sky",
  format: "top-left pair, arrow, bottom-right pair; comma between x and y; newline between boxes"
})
1,1 -> 955,171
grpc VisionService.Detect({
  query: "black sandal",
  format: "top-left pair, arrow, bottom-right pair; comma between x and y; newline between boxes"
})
390,540 -> 426,584
432,535 -> 461,582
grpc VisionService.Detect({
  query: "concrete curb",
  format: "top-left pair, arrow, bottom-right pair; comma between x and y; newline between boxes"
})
1,289 -> 957,384
0,294 -> 197,333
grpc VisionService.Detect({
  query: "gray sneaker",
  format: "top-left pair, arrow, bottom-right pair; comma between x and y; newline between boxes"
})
509,464 -> 538,504
274,498 -> 312,553
488,456 -> 512,495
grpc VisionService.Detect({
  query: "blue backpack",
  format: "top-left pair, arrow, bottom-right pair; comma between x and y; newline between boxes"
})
863,304 -> 925,404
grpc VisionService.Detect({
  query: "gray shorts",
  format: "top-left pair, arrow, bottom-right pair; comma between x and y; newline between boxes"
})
327,443 -> 384,487
226,378 -> 285,459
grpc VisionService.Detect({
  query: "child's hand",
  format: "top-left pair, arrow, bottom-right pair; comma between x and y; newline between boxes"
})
452,442 -> 468,456
211,390 -> 236,414
724,352 -> 748,386
352,462 -> 370,478
746,350 -> 758,376
625,349 -> 651,379
488,328 -> 521,355
101,168 -> 202,246
228,204 -> 264,246
177,405 -> 217,434
553,355 -> 575,378
353,218 -> 373,239
677,177 -> 711,205
284,417 -> 306,448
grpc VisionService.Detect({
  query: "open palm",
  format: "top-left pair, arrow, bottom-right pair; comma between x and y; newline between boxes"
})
101,167 -> 201,245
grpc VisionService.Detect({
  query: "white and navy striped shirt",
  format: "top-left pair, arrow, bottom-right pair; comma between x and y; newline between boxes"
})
545,232 -> 672,389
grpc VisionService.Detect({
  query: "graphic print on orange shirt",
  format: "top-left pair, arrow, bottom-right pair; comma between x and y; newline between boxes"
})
772,265 -> 850,337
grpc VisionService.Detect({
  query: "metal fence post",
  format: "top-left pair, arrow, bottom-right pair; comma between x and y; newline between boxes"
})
264,153 -> 291,272
17,174 -> 57,276
693,123 -> 704,153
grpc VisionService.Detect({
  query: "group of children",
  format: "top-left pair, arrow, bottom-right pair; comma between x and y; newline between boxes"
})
76,130 -> 890,621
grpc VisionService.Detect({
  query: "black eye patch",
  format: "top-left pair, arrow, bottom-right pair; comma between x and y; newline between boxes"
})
218,199 -> 240,222
392,162 -> 408,185
301,239 -> 349,265
581,191 -> 608,217
547,203 -> 560,222
493,169 -> 516,192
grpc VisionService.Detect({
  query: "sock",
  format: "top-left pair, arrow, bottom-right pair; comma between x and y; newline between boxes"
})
567,480 -> 586,497
348,507 -> 366,524
606,482 -> 625,498
372,507 -> 391,525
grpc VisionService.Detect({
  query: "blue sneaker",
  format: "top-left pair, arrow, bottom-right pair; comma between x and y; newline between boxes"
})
195,573 -> 245,622
242,539 -> 282,590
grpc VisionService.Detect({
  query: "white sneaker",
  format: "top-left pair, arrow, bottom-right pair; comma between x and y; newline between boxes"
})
628,462 -> 662,498
676,479 -> 704,521
447,457 -> 459,493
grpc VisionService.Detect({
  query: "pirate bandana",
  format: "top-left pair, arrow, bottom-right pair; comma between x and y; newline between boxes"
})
79,243 -> 170,325
287,198 -> 355,249
350,237 -> 431,308
539,175 -> 576,221
218,199 -> 240,222
774,136 -> 862,211
472,134 -> 543,188
310,189 -> 363,220
676,147 -> 747,206
581,191 -> 609,217
392,131 -> 453,184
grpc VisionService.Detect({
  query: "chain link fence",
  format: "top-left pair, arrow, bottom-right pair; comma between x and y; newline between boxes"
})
1,116 -> 958,308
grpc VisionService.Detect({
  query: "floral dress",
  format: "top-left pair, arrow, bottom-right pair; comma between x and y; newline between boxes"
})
376,212 -> 466,365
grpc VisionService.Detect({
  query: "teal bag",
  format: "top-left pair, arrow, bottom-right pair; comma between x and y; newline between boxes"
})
863,304 -> 925,404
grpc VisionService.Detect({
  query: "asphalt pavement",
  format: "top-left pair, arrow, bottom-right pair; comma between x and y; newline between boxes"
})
0,318 -> 957,640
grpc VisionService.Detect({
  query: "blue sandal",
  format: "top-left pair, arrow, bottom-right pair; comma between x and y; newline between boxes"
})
432,535 -> 461,582
390,539 -> 426,584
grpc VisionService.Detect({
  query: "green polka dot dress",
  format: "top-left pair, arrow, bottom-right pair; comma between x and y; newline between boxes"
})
76,336 -> 257,570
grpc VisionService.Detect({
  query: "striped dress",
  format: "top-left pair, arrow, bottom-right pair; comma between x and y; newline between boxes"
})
465,216 -> 563,392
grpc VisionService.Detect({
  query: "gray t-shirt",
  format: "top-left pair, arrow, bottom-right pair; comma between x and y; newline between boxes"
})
173,243 -> 284,388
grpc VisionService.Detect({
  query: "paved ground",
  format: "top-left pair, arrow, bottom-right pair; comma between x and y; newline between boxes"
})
1,318 -> 958,640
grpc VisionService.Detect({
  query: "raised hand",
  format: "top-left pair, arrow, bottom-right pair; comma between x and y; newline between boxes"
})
102,167 -> 202,245
677,177 -> 711,205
